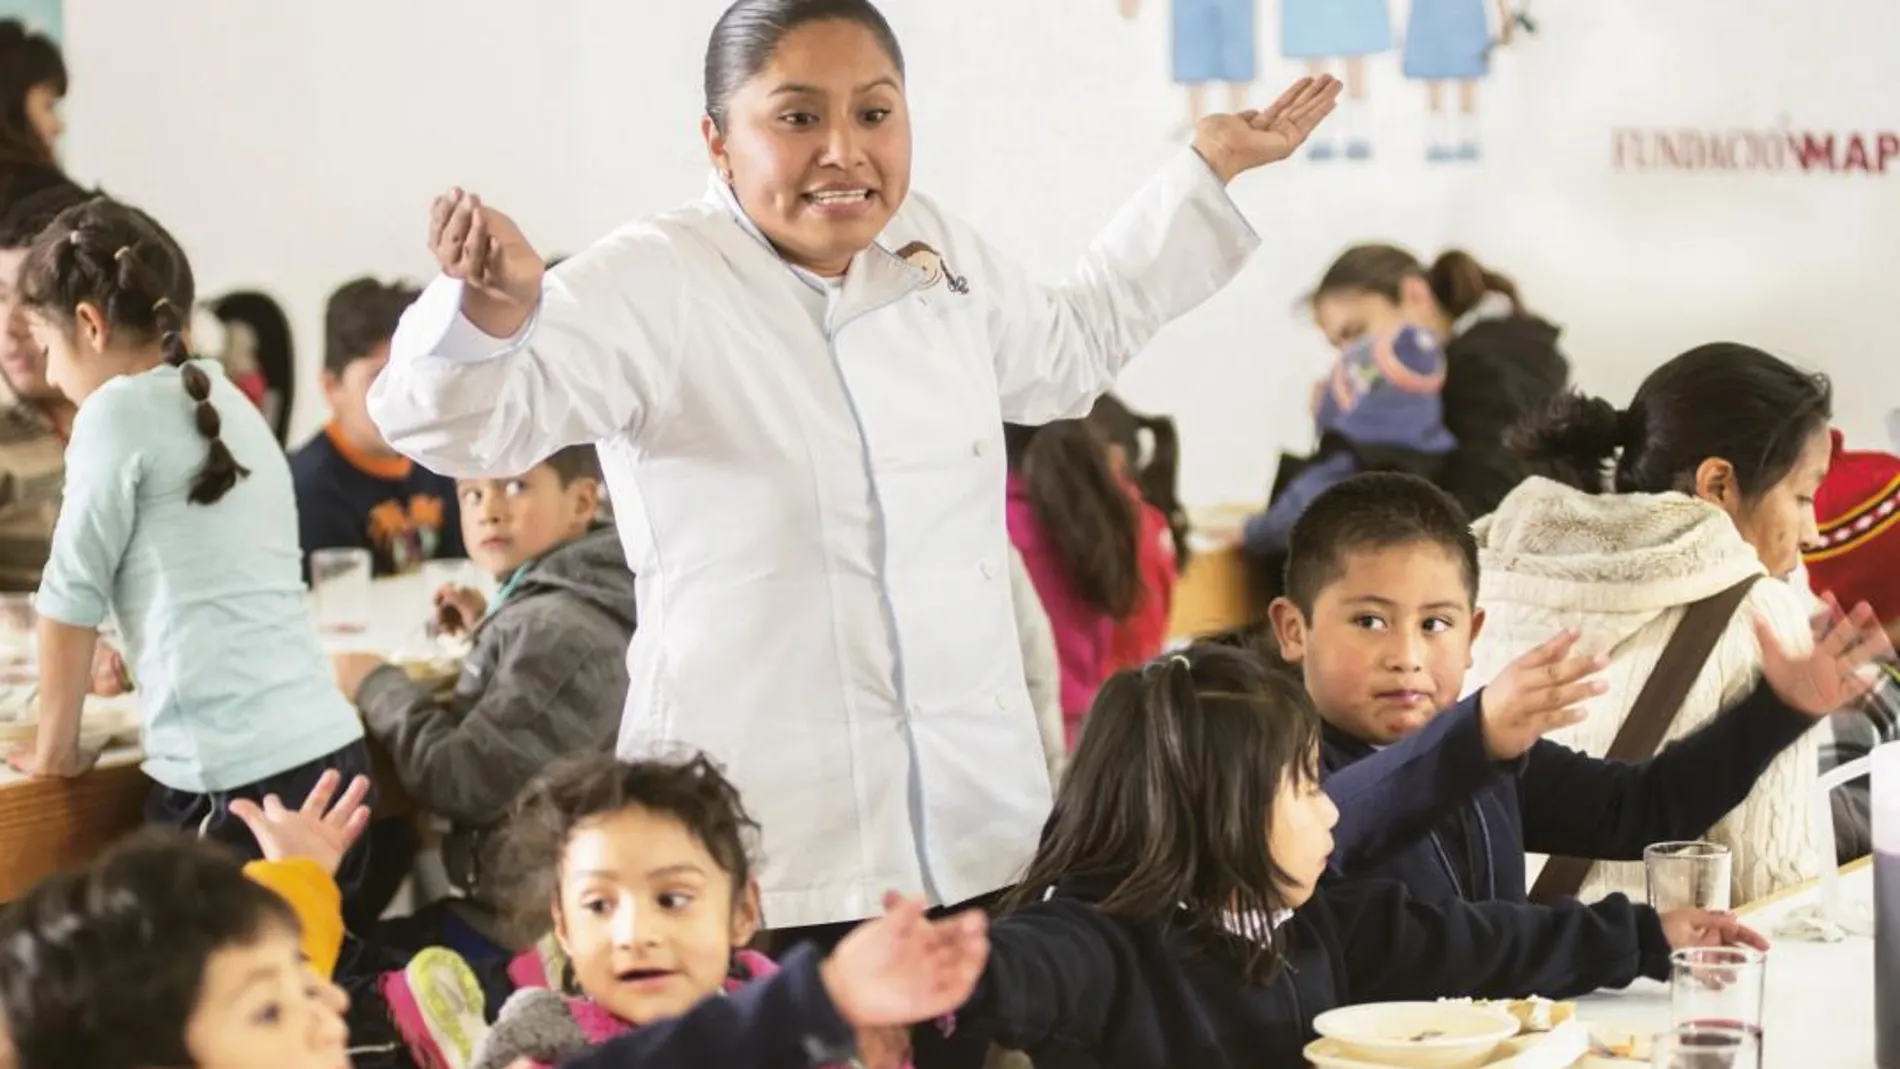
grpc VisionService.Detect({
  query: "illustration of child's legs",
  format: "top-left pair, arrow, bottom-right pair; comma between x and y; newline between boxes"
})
1185,82 -> 1208,125
1424,79 -> 1452,160
1340,56 -> 1372,159
1457,78 -> 1481,159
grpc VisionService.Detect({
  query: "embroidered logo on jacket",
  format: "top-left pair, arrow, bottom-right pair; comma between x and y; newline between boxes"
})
895,241 -> 969,295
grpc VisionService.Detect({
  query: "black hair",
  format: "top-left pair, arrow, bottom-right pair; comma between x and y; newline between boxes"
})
500,754 -> 760,937
1005,420 -> 1142,619
0,174 -> 85,248
1508,343 -> 1833,500
1313,243 -> 1524,323
18,197 -> 244,505
703,0 -> 905,132
0,20 -> 64,170
1282,472 -> 1479,617
542,444 -> 604,486
1008,643 -> 1324,985
0,830 -> 299,1069
1086,393 -> 1189,571
323,276 -> 419,376
210,290 -> 296,444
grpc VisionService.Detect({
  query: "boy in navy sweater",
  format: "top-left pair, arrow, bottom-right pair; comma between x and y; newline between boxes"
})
290,277 -> 462,577
1270,472 -> 1878,905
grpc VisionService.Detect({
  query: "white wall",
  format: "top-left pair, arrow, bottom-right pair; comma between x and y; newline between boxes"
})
52,0 -> 1900,506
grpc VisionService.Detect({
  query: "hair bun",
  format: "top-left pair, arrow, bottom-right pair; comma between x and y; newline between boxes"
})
1506,391 -> 1625,493
193,402 -> 221,438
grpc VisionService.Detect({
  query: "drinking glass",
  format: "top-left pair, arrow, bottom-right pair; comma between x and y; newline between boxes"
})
310,548 -> 372,636
1646,841 -> 1733,912
1651,1023 -> 1760,1068
1669,946 -> 1765,1067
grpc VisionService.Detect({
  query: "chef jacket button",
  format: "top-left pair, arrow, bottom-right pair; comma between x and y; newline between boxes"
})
973,438 -> 988,457
980,560 -> 995,579
995,693 -> 1008,710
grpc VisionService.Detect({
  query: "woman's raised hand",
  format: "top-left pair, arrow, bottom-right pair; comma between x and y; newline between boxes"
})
1193,75 -> 1344,183
429,188 -> 545,338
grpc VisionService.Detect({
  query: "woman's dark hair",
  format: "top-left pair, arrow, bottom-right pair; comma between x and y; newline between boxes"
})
1006,420 -> 1142,619
1087,393 -> 1189,571
703,0 -> 905,132
500,753 -> 760,936
1313,243 -> 1523,323
0,19 -> 64,169
0,830 -> 299,1069
18,197 -> 248,505
1008,643 -> 1324,985
1508,343 -> 1833,499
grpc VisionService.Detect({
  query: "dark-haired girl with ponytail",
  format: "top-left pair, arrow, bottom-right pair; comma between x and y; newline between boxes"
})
4,198 -> 379,919
1085,394 -> 1185,671
1307,243 -> 1570,520
1005,421 -> 1145,749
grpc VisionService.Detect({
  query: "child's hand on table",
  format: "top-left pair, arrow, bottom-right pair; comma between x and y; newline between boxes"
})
1478,628 -> 1609,761
1660,909 -> 1770,953
4,744 -> 99,778
229,769 -> 373,877
331,652 -> 388,704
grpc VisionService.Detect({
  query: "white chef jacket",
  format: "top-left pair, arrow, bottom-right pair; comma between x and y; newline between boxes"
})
368,147 -> 1260,927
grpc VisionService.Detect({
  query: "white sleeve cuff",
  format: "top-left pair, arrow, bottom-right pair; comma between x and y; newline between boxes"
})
398,275 -> 542,365
1173,145 -> 1262,248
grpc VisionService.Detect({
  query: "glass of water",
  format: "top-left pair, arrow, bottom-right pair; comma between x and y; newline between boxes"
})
1669,946 -> 1766,1069
1652,1022 -> 1760,1068
1646,841 -> 1733,912
310,548 -> 372,636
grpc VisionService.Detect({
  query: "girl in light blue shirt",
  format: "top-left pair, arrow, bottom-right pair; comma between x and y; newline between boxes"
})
7,197 -> 378,909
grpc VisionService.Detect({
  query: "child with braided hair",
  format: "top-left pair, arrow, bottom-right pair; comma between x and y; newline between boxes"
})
3,197 -> 380,920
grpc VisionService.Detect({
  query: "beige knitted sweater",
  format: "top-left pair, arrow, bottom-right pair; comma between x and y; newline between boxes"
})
1467,478 -> 1823,906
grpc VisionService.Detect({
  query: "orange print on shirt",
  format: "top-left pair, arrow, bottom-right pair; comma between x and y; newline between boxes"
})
409,494 -> 444,534
367,500 -> 410,548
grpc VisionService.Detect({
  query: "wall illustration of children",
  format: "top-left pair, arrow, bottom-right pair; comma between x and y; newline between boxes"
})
1122,0 -> 1256,135
1281,0 -> 1391,159
1405,0 -> 1522,161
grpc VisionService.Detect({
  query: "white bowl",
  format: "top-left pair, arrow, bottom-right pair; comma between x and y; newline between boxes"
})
1312,1002 -> 1520,1069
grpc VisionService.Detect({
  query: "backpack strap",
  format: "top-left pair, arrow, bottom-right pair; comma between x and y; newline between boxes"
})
1527,575 -> 1762,904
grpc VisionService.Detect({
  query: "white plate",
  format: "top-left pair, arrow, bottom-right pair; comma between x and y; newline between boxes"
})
1307,1022 -> 1647,1069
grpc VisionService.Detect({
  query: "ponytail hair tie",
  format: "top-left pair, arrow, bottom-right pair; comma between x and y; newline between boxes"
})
152,297 -> 175,314
113,245 -> 133,263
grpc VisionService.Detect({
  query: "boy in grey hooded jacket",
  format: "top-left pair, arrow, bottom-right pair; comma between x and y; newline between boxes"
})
337,445 -> 634,944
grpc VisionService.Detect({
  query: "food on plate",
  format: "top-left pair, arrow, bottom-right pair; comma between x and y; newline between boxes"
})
1438,997 -> 1577,1034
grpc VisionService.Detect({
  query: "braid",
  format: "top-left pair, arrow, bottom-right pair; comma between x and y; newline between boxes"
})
15,202 -> 251,508
149,291 -> 249,505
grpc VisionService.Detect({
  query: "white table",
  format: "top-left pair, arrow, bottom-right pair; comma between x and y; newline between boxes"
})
1576,861 -> 1877,1067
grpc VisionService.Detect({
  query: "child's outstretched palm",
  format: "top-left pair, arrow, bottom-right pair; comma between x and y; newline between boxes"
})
823,892 -> 989,1032
1479,629 -> 1609,760
228,769 -> 373,877
1755,593 -> 1895,717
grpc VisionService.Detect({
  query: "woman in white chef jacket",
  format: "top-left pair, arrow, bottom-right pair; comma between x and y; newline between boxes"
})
369,0 -> 1339,943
